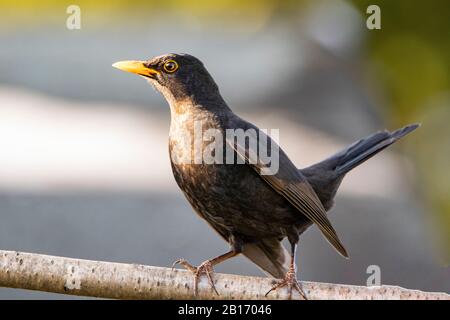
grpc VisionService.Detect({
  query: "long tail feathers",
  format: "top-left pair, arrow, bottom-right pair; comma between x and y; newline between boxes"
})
334,123 -> 420,175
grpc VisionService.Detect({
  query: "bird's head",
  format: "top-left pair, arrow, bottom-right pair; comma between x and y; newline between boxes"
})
113,53 -> 223,110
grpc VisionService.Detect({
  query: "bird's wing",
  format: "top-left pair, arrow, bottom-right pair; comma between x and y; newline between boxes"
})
225,125 -> 348,258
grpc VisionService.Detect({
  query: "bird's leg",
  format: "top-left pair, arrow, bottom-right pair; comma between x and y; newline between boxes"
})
265,240 -> 307,300
172,238 -> 242,296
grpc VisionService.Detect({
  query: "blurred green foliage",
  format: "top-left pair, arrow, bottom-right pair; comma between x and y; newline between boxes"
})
350,0 -> 450,259
350,0 -> 450,122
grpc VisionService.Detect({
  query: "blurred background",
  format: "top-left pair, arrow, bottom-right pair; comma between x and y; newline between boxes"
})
0,0 -> 449,298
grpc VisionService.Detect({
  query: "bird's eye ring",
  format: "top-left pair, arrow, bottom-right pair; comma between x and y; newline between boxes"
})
163,60 -> 179,73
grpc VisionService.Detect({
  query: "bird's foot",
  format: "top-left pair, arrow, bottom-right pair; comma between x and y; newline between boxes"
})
172,258 -> 219,296
265,266 -> 307,300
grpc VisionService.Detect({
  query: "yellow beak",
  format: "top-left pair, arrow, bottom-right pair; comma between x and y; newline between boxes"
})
112,60 -> 159,78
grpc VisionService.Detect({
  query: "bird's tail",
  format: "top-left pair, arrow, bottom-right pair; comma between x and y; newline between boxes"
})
243,124 -> 420,278
332,123 -> 420,176
242,238 -> 290,279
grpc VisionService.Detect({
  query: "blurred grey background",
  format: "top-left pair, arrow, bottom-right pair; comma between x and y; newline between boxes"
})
0,0 -> 449,298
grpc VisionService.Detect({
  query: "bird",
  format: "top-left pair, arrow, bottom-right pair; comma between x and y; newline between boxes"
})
112,53 -> 419,299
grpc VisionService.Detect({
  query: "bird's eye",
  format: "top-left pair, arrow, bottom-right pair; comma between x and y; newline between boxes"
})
163,60 -> 179,73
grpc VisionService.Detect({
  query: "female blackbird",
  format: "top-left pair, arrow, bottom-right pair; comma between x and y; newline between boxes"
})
113,54 -> 419,299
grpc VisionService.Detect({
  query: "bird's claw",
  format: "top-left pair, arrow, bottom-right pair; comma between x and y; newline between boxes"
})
265,267 -> 307,300
172,258 -> 219,296
172,258 -> 196,273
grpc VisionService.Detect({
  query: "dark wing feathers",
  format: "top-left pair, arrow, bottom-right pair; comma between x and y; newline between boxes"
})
226,129 -> 348,258
284,184 -> 348,257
